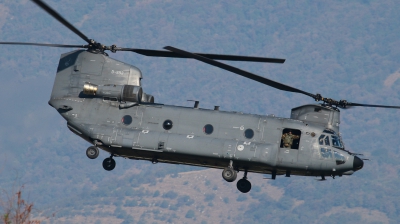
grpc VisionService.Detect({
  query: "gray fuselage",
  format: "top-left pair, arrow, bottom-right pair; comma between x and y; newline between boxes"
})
49,50 -> 359,177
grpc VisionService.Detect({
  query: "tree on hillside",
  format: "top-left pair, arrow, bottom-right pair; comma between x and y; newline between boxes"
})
1,186 -> 41,224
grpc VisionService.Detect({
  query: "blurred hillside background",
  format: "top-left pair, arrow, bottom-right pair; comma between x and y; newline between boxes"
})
0,0 -> 400,223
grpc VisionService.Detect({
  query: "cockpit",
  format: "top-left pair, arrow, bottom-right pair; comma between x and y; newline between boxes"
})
318,129 -> 344,149
319,129 -> 346,165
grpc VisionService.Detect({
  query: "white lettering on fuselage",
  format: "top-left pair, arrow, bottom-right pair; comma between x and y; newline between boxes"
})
111,70 -> 124,75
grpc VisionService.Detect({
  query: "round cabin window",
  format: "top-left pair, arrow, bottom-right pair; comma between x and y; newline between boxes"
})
163,119 -> 173,130
203,124 -> 214,135
121,115 -> 132,125
244,129 -> 254,139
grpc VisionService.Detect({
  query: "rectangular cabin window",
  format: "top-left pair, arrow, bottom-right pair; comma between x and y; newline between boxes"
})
280,128 -> 301,149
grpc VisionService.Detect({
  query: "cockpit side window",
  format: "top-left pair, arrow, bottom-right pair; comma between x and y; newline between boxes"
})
280,128 -> 301,149
319,135 -> 325,145
320,148 -> 332,159
334,151 -> 346,165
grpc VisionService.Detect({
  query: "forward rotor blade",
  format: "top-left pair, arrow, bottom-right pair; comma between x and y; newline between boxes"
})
345,102 -> 400,109
164,46 -> 315,98
31,0 -> 91,44
0,42 -> 86,48
118,48 -> 285,63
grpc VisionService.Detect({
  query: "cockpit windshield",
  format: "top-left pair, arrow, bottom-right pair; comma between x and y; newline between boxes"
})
321,129 -> 344,149
323,129 -> 335,135
319,135 -> 330,146
331,135 -> 343,149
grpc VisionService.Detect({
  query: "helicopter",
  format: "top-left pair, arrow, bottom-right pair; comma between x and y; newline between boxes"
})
2,0 -> 400,194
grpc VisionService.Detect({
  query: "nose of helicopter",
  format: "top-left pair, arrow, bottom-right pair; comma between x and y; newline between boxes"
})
353,156 -> 364,171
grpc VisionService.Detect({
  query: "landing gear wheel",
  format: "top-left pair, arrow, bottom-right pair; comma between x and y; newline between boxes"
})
86,146 -> 99,159
102,157 -> 116,171
222,167 -> 237,182
237,178 -> 252,193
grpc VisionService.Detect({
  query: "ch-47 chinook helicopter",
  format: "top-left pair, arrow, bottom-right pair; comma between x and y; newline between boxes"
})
3,0 -> 400,193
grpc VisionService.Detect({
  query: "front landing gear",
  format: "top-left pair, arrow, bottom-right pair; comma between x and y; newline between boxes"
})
237,179 -> 251,193
237,169 -> 251,193
102,155 -> 116,171
86,146 -> 99,159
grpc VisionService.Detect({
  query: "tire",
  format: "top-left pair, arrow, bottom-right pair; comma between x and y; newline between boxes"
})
102,158 -> 116,171
86,146 -> 99,159
222,167 -> 237,182
237,178 -> 251,193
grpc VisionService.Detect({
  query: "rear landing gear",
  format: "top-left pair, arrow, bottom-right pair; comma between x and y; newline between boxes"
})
222,160 -> 237,182
86,146 -> 99,159
237,169 -> 251,193
102,155 -> 116,171
222,167 -> 237,182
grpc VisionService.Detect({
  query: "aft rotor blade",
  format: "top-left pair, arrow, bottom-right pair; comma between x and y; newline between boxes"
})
345,102 -> 400,109
118,48 -> 285,63
0,42 -> 86,48
31,0 -> 91,44
164,46 -> 315,98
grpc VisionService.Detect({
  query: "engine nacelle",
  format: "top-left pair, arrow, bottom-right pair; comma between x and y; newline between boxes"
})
83,83 -> 142,103
141,92 -> 155,103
